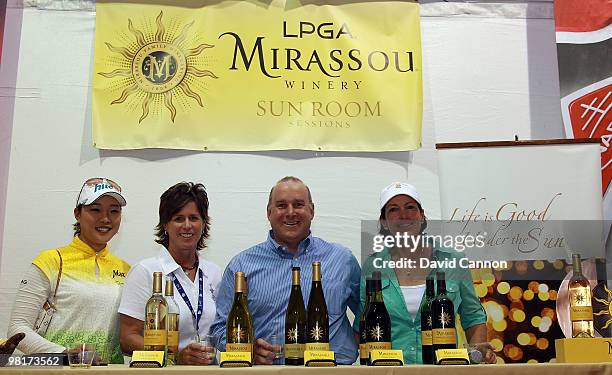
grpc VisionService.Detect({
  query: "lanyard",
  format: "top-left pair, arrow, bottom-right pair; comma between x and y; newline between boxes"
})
173,269 -> 204,336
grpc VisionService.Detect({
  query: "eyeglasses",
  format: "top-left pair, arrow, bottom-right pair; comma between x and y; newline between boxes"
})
76,177 -> 123,206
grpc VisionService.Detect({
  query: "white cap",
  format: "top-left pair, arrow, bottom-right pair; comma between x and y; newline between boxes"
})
76,178 -> 126,207
379,182 -> 422,210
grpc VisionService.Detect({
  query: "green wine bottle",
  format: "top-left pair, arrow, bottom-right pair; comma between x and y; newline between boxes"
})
431,272 -> 456,364
365,271 -> 391,365
359,277 -> 373,365
420,275 -> 435,364
285,267 -> 306,365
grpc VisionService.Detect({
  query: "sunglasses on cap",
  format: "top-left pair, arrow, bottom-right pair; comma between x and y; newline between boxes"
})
82,177 -> 121,190
76,177 -> 123,207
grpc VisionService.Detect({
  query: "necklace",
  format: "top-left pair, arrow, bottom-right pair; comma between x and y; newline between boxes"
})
182,258 -> 199,272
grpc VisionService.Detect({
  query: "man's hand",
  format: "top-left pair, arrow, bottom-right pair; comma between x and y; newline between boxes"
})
177,342 -> 214,365
254,338 -> 274,365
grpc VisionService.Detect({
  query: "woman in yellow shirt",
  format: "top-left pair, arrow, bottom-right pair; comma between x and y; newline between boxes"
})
8,178 -> 130,364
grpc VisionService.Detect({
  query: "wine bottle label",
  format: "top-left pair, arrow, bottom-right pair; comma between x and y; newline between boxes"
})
146,310 -> 166,322
227,343 -> 252,352
367,342 -> 391,351
167,330 -> 179,346
421,330 -> 432,346
359,343 -> 368,359
284,343 -> 305,358
570,305 -> 593,321
305,342 -> 330,351
144,329 -> 167,346
432,328 -> 456,345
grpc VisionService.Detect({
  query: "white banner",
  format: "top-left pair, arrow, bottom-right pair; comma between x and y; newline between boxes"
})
437,142 -> 604,261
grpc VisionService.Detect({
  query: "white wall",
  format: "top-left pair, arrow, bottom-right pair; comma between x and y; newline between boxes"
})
0,1 -> 564,335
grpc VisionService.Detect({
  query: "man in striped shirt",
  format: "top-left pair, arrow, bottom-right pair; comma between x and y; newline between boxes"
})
211,176 -> 361,364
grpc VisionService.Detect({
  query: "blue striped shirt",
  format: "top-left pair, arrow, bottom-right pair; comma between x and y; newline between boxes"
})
210,231 -> 361,364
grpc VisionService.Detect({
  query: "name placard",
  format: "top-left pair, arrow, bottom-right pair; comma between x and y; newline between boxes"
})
435,348 -> 469,365
219,351 -> 252,367
369,349 -> 404,366
304,350 -> 336,367
129,351 -> 164,368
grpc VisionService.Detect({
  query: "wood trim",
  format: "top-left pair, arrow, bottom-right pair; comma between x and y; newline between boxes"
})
435,138 -> 600,149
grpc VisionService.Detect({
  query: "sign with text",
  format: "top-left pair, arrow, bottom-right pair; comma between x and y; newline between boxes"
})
437,142 -> 605,261
92,0 -> 422,151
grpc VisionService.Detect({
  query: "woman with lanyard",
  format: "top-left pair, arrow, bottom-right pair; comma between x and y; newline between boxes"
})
119,182 -> 221,365
354,182 -> 495,364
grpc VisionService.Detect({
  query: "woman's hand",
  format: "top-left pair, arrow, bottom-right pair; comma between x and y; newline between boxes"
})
465,324 -> 496,363
0,333 -> 25,355
178,342 -> 214,365
471,342 -> 496,364
0,333 -> 25,367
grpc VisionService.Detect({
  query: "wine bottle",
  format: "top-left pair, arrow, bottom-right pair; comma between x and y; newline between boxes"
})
431,272 -> 456,363
226,272 -> 254,354
306,262 -> 329,351
164,277 -> 180,365
420,276 -> 435,364
359,278 -> 373,365
144,272 -> 168,359
365,271 -> 391,365
569,254 -> 594,337
285,267 -> 306,365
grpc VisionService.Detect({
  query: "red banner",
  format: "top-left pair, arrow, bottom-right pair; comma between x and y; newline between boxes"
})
562,82 -> 611,194
554,0 -> 611,32
555,0 -> 612,196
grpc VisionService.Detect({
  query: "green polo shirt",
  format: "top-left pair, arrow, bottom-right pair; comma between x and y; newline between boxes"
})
353,246 -> 486,364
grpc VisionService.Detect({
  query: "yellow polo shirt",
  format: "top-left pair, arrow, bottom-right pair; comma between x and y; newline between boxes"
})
33,236 -> 130,363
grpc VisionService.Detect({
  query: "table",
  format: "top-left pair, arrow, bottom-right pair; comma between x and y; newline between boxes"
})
1,363 -> 612,375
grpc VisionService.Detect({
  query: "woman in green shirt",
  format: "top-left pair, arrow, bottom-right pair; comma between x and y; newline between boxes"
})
354,182 -> 495,364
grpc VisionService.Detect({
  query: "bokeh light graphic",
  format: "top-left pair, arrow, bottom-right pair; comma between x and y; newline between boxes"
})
471,259 -> 568,363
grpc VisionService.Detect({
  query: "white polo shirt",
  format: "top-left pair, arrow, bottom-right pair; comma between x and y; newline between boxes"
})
119,246 -> 222,351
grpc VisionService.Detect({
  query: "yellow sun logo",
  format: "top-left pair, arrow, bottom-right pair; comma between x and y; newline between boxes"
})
310,324 -> 324,341
439,312 -> 452,326
574,293 -> 586,304
98,11 -> 217,123
593,284 -> 612,330
369,325 -> 384,341
361,330 -> 367,341
231,326 -> 246,342
427,315 -> 432,328
287,328 -> 298,343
